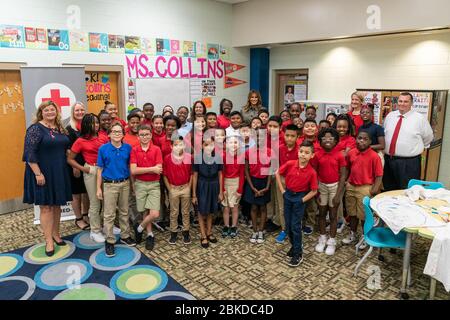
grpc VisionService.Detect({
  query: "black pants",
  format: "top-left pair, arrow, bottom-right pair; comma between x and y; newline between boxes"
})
383,155 -> 421,191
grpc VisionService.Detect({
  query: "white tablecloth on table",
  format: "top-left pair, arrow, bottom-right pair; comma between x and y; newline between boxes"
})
424,223 -> 450,292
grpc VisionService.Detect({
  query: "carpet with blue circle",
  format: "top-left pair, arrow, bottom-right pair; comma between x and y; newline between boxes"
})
0,231 -> 195,300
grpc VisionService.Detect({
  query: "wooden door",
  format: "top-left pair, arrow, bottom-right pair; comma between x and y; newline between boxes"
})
0,70 -> 27,213
85,71 -> 120,117
274,70 -> 308,116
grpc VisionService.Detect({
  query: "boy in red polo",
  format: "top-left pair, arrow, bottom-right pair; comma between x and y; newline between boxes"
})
276,140 -> 318,267
130,125 -> 163,251
274,124 -> 300,243
343,131 -> 383,249
163,137 -> 193,245
311,128 -> 347,255
123,112 -> 141,148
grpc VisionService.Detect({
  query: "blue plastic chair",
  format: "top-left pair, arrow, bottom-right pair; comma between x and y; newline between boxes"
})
354,197 -> 408,276
407,179 -> 444,190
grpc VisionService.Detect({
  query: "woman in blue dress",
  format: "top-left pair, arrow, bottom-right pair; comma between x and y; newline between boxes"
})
192,136 -> 223,248
23,101 -> 72,256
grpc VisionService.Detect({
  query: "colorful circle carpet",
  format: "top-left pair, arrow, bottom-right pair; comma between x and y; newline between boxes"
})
0,232 -> 195,300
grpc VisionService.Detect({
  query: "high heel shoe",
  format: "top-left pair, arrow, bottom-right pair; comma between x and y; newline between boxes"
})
53,237 -> 67,246
45,244 -> 55,257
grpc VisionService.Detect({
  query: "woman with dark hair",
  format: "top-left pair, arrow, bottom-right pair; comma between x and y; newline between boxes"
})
217,98 -> 233,129
68,113 -> 106,244
190,100 -> 207,122
241,90 -> 264,123
23,101 -> 72,256
66,102 -> 90,230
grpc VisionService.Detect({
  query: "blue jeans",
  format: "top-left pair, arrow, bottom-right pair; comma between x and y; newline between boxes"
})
283,189 -> 307,257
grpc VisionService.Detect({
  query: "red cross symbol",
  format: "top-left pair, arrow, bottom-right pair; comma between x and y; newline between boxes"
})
42,89 -> 71,109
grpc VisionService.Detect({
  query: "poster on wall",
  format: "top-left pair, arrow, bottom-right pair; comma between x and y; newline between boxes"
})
0,25 -> 25,48
69,30 -> 89,51
219,45 -> 231,60
124,36 -> 140,54
430,91 -> 447,142
183,41 -> 196,57
284,85 -> 295,107
362,91 -> 382,124
140,37 -> 155,55
86,72 -> 113,109
89,32 -> 108,53
156,38 -> 170,55
224,76 -> 247,89
108,34 -> 125,53
170,39 -> 181,56
25,27 -> 47,49
224,62 -> 245,75
207,44 -> 219,59
47,29 -> 70,51
196,42 -> 207,58
325,104 -> 349,116
201,80 -> 216,96
411,92 -> 432,118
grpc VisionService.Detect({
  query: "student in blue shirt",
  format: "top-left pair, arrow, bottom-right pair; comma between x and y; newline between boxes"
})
96,123 -> 136,257
359,104 -> 385,166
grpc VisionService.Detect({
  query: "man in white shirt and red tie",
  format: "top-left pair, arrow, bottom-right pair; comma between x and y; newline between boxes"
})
383,92 -> 434,190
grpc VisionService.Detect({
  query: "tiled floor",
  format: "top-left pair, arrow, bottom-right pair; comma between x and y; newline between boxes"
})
0,209 -> 448,300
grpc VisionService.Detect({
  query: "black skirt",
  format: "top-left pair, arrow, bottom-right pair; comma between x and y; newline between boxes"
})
243,176 -> 271,206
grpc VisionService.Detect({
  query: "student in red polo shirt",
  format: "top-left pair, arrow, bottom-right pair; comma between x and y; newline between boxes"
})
123,112 -> 141,148
67,113 -> 105,243
151,115 -> 165,148
311,128 -> 346,256
333,114 -> 356,156
276,140 -> 318,267
130,125 -> 163,251
205,112 -> 218,129
142,102 -> 155,127
98,110 -> 111,144
104,101 -> 126,127
343,131 -> 383,249
258,109 -> 269,129
273,124 -> 300,243
163,137 -> 193,245
221,135 -> 245,238
296,119 -> 321,234
217,98 -> 233,129
160,115 -> 181,159
244,131 -> 273,244
280,110 -> 291,128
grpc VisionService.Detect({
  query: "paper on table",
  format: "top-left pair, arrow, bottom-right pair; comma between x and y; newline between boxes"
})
370,196 -> 446,234
424,223 -> 450,292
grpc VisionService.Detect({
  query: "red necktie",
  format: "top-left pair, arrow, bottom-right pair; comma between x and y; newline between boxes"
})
389,115 -> 404,156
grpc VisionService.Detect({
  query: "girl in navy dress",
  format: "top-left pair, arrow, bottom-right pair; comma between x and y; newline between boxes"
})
192,137 -> 223,248
23,101 -> 72,256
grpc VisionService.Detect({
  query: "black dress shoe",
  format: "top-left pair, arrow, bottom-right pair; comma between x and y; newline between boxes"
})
53,237 -> 67,246
45,244 -> 55,257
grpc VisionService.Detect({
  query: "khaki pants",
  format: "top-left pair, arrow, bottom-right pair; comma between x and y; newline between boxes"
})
103,180 -> 131,244
345,183 -> 372,221
168,184 -> 191,232
83,164 -> 102,233
272,176 -> 286,230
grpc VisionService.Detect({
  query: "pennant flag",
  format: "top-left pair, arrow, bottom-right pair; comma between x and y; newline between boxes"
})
224,62 -> 246,75
224,76 -> 247,89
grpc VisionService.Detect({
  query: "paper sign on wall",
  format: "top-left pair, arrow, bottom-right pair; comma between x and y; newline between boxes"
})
89,32 -> 108,53
224,62 -> 245,75
108,35 -> 125,53
69,30 -> 89,52
47,29 -> 69,51
224,76 -> 247,89
25,27 -> 47,50
0,25 -> 25,48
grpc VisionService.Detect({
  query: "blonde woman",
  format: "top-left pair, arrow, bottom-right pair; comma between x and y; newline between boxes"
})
66,102 -> 90,230
240,90 -> 264,123
23,101 -> 72,256
347,91 -> 365,135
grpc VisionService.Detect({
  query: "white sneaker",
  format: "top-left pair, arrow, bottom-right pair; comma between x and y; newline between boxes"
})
113,226 -> 121,235
325,238 -> 337,255
342,231 -> 356,245
90,232 -> 105,243
356,236 -> 368,250
256,231 -> 265,244
315,235 -> 327,253
250,232 -> 258,244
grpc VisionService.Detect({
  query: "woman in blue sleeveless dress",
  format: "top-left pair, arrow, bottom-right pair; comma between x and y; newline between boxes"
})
23,101 -> 72,256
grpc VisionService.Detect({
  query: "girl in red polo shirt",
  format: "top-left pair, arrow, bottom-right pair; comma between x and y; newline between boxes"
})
160,115 -> 181,159
151,115 -> 165,148
217,98 -> 233,129
244,132 -> 273,244
333,114 -> 356,157
221,135 -> 245,238
98,110 -> 111,144
343,131 -> 383,249
163,137 -> 193,245
104,101 -> 126,127
311,128 -> 347,256
142,102 -> 155,127
67,113 -> 105,243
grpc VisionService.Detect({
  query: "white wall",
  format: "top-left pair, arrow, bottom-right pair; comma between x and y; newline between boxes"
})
270,30 -> 450,185
0,0 -> 250,113
232,0 -> 450,47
